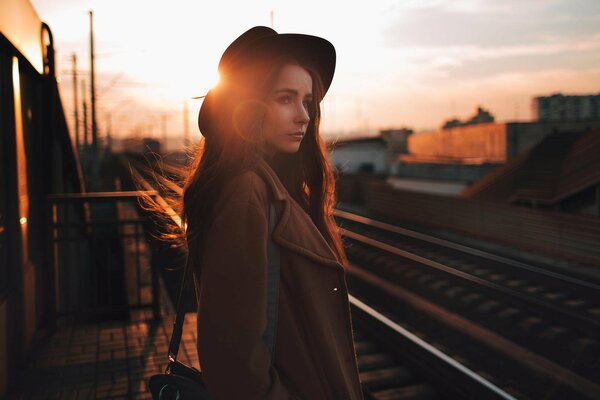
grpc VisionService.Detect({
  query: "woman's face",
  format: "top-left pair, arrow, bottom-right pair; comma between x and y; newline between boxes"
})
262,64 -> 313,155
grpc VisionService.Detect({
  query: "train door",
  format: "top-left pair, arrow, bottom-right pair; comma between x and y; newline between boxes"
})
0,46 -> 25,398
0,49 -> 36,396
0,48 -> 9,398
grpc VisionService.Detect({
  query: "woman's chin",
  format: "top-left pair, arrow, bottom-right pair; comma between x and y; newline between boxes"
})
261,138 -> 303,156
280,145 -> 302,154
270,142 -> 302,155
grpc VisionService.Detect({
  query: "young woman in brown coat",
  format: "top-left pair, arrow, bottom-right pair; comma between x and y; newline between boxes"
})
182,26 -> 364,399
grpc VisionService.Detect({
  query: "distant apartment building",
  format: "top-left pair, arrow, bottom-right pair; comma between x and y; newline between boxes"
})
532,93 -> 600,121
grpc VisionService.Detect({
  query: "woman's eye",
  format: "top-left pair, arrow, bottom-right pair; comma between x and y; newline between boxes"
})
278,96 -> 292,104
303,100 -> 312,109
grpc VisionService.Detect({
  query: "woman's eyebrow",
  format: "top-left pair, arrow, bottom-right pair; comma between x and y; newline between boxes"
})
273,88 -> 313,97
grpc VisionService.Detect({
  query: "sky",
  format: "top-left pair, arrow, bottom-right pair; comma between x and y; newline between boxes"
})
30,0 -> 600,146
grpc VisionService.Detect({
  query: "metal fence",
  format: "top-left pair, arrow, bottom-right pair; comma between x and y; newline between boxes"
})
48,191 -> 160,323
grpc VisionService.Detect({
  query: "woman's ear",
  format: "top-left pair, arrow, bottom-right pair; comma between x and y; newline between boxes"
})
232,99 -> 269,143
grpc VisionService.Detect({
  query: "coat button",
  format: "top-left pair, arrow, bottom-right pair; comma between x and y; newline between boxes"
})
333,287 -> 338,292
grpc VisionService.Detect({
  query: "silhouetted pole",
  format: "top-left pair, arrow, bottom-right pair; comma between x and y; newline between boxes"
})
105,114 -> 112,152
183,99 -> 189,147
89,11 -> 97,151
89,10 -> 99,186
72,53 -> 80,152
81,79 -> 89,179
82,79 -> 88,149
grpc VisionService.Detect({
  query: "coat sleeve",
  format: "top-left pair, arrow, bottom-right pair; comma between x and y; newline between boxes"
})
196,198 -> 301,400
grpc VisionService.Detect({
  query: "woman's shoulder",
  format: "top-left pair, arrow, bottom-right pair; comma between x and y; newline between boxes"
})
218,169 -> 271,209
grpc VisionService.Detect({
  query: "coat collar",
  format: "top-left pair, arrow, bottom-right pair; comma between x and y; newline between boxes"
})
254,158 -> 344,271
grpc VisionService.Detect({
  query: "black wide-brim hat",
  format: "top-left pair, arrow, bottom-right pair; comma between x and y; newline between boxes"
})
198,26 -> 336,138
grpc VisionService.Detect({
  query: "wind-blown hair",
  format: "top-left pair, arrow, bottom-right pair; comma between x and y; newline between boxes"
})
180,55 -> 346,271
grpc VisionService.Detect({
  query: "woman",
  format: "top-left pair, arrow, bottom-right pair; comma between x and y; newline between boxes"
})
184,26 -> 363,399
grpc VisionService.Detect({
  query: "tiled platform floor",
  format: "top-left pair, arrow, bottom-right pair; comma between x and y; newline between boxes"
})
7,314 -> 199,400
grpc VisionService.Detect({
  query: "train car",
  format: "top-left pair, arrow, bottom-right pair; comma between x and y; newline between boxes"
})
0,0 -> 84,396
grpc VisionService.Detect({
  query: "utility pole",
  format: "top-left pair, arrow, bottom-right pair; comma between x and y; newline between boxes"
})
89,10 -> 98,151
105,114 -> 112,151
270,10 -> 274,28
72,53 -> 80,152
89,10 -> 99,186
82,79 -> 88,149
81,78 -> 89,179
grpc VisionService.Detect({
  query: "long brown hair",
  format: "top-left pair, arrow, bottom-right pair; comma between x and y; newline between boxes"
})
181,55 -> 346,270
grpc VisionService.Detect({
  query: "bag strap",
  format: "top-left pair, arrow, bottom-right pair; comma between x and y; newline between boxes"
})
263,204 -> 280,360
168,203 -> 280,363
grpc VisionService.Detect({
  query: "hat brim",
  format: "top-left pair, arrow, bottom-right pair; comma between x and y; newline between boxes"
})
248,33 -> 336,94
198,28 -> 336,138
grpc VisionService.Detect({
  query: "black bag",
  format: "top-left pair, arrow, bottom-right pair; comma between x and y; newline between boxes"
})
148,204 -> 280,399
148,360 -> 207,399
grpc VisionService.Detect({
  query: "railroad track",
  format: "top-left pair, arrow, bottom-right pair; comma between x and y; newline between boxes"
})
335,208 -> 600,399
350,294 -> 518,400
119,153 -> 520,399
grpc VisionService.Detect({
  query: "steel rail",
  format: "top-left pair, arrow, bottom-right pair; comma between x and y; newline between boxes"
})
350,294 -> 518,400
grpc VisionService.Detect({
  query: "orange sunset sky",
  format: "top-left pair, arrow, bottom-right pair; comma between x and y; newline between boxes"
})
31,0 -> 600,145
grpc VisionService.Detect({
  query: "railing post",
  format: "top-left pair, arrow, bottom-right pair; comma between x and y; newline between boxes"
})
44,201 -> 58,332
151,251 -> 161,321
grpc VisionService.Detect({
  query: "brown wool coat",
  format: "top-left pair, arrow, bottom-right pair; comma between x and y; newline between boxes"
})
193,158 -> 364,400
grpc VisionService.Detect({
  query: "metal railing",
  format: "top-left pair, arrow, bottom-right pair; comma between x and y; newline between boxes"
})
48,191 -> 160,323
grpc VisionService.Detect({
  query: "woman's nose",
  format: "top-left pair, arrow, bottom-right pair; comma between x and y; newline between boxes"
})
296,104 -> 310,125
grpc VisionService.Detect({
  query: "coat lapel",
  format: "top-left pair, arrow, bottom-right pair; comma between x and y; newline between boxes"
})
255,159 -> 344,271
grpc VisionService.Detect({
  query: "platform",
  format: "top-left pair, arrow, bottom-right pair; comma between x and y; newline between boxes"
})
6,314 -> 198,400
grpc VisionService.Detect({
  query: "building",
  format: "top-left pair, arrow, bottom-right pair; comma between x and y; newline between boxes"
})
442,106 -> 495,129
404,119 -> 600,164
532,93 -> 600,122
328,136 -> 387,174
390,119 -> 600,193
330,114 -> 600,197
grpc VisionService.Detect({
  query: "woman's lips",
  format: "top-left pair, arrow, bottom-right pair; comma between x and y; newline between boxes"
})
288,132 -> 305,140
